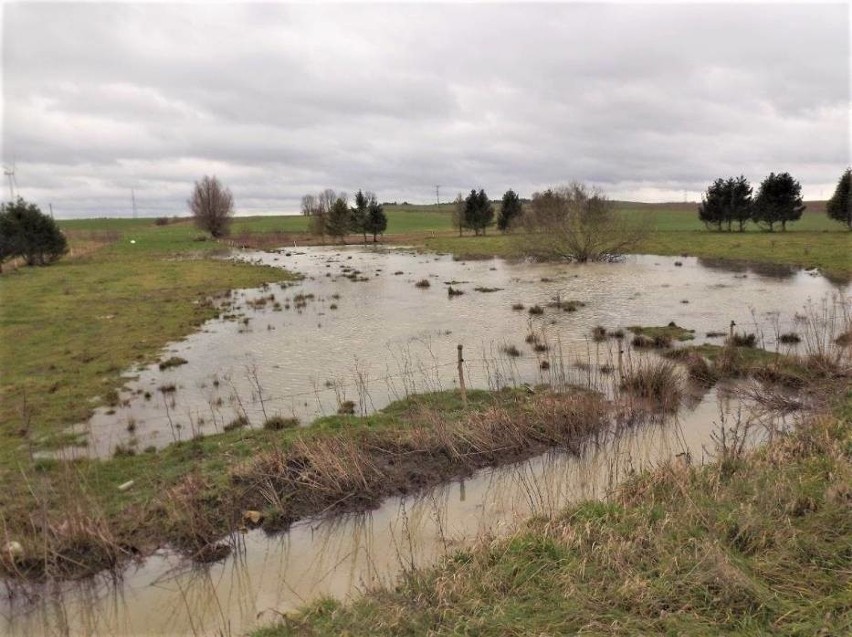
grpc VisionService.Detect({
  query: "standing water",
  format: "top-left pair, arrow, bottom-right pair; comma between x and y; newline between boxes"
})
4,248 -> 848,635
59,247 -> 846,458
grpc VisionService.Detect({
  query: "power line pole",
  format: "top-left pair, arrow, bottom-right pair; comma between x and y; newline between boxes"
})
435,185 -> 441,208
49,203 -> 54,219
131,188 -> 138,219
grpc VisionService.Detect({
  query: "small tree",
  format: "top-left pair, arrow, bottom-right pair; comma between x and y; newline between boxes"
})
364,193 -> 387,242
498,189 -> 523,232
0,198 -> 68,268
752,172 -> 805,232
698,176 -> 752,232
301,194 -> 318,217
189,175 -> 234,238
728,176 -> 754,232
826,168 -> 851,230
350,190 -> 369,243
451,193 -> 465,237
698,178 -> 726,231
518,183 -> 647,262
463,189 -> 494,236
325,196 -> 350,243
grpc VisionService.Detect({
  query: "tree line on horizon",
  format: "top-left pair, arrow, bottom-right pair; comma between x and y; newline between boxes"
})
698,169 -> 851,232
301,189 -> 387,243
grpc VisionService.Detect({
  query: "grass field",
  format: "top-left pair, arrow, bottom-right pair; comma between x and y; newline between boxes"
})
112,202 -> 849,279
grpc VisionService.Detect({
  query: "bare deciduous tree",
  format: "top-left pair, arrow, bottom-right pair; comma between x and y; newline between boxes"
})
301,194 -> 318,216
517,183 -> 647,262
189,175 -> 234,238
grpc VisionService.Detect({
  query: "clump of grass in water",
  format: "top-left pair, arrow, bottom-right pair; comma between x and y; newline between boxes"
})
337,400 -> 356,415
415,279 -> 430,289
548,299 -> 585,312
528,305 -> 544,315
779,332 -> 801,344
474,287 -> 502,293
620,359 -> 681,409
728,332 -> 757,348
502,344 -> 522,357
223,415 -> 249,431
511,303 -> 525,311
591,326 -> 607,342
447,286 -> 464,297
158,356 -> 188,371
263,416 -> 299,431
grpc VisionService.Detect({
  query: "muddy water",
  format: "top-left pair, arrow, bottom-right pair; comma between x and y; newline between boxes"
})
2,381 -> 783,637
63,247 -> 846,458
5,248 -> 844,635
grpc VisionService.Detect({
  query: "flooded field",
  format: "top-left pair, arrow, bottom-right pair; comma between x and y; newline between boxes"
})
3,379 -> 787,636
62,247 -> 846,458
4,247 -> 847,636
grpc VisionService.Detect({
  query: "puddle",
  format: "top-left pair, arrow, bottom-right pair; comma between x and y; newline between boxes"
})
1,381 -> 787,636
61,247 -> 848,458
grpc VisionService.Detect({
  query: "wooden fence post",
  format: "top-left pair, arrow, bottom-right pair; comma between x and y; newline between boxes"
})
457,344 -> 468,408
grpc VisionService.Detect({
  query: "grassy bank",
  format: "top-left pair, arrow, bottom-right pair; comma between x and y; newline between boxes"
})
151,203 -> 850,278
0,219 -> 292,463
0,388 -> 611,579
256,394 -> 852,636
421,207 -> 851,280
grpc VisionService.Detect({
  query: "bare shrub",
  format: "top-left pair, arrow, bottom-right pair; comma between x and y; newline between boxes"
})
188,175 -> 234,238
517,183 -> 648,262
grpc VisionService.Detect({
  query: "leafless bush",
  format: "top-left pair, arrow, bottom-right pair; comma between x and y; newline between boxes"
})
516,183 -> 649,262
188,175 -> 234,238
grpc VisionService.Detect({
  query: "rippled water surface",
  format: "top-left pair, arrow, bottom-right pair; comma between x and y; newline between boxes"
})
63,247 -> 846,458
4,248 -> 847,636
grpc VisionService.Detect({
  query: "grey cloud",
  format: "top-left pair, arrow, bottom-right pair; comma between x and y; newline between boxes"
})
2,2 -> 848,217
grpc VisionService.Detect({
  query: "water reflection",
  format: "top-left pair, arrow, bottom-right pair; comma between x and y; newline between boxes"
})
3,382 -> 786,636
62,248 -> 847,459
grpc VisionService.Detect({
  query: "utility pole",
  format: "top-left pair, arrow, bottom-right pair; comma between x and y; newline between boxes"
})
49,203 -> 54,219
131,189 -> 138,219
435,185 -> 441,208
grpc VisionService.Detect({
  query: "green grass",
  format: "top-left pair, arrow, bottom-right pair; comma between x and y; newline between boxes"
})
422,206 -> 851,279
0,218 -> 292,465
256,397 -> 852,636
628,323 -> 696,342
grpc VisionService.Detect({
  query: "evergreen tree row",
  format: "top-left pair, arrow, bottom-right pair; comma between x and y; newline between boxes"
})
699,169 -> 851,232
452,188 -> 524,236
699,172 -> 806,232
302,188 -> 387,242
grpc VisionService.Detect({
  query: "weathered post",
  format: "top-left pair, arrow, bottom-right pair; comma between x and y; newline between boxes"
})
618,347 -> 624,379
729,320 -> 736,338
457,344 -> 468,408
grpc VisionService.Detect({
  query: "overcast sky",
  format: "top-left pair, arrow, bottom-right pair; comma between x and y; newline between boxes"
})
2,2 -> 849,218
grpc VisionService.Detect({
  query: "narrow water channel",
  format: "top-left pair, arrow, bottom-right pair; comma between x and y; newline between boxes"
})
3,380 -> 785,636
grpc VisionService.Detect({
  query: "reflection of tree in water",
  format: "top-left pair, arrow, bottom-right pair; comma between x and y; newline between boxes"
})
697,256 -> 797,280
